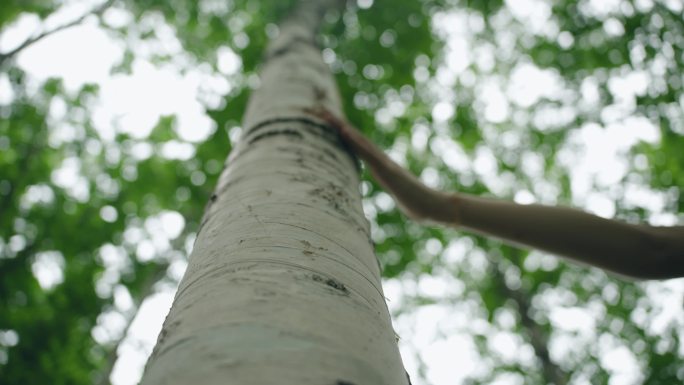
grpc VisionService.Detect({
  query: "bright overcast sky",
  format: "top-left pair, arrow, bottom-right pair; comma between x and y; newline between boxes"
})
1,0 -> 682,384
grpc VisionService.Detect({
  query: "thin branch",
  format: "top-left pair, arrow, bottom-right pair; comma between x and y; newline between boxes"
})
94,263 -> 168,385
488,253 -> 568,385
0,0 -> 116,67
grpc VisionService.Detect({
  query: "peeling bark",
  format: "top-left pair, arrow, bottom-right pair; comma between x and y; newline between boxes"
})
140,1 -> 409,384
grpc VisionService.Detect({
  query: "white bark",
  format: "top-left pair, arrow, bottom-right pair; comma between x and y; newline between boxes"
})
141,1 -> 409,384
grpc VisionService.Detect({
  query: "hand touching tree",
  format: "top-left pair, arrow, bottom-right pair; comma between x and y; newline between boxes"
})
306,108 -> 460,225
307,108 -> 684,280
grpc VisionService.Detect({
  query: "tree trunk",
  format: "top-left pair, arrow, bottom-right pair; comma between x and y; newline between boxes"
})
140,1 -> 409,384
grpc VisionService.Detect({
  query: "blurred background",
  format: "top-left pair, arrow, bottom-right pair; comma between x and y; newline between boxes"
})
1,0 -> 683,384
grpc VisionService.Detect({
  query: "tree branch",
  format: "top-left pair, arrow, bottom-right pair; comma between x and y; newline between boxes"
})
488,253 -> 568,385
0,0 -> 115,67
94,263 -> 168,385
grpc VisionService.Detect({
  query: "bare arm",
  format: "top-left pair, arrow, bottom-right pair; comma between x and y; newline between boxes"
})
454,194 -> 684,279
308,109 -> 684,280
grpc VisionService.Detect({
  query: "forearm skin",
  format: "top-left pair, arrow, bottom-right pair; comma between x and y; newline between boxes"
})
453,193 -> 684,280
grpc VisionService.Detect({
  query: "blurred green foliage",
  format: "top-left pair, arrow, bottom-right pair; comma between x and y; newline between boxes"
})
1,0 -> 683,384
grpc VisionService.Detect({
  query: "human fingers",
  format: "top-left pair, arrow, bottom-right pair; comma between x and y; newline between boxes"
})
303,107 -> 346,128
302,107 -> 385,164
303,107 -> 365,147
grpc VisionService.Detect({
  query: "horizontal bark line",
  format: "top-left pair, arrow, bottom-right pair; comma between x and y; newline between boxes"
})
148,335 -> 195,363
248,128 -> 304,145
198,179 -> 370,237
242,117 -> 342,148
193,214 -> 377,275
201,199 -> 369,238
210,179 -> 366,220
178,258 -> 380,305
233,117 -> 359,170
223,149 -> 354,187
144,318 -> 393,384
179,244 -> 385,299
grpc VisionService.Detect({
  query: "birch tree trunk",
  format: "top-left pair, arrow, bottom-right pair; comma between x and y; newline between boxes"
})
140,1 -> 410,384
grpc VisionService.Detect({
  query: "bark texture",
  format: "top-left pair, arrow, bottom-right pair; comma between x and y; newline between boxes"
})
140,1 -> 409,384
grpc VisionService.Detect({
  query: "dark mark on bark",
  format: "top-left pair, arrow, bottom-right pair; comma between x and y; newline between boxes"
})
241,118 -> 359,171
244,117 -> 329,141
321,147 -> 339,162
281,145 -> 351,182
308,182 -> 351,216
290,173 -> 318,185
275,145 -> 299,154
301,123 -> 339,144
227,142 -> 258,162
250,123 -> 360,170
300,240 -> 312,248
264,45 -> 291,61
196,212 -> 212,238
148,319 -> 186,362
175,263 -> 258,302
312,274 -> 349,295
336,381 -> 356,385
149,335 -> 194,363
197,191 -> 221,235
248,129 -> 303,145
313,85 -> 327,101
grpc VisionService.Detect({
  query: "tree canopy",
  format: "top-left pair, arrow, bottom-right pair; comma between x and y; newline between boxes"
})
1,0 -> 683,384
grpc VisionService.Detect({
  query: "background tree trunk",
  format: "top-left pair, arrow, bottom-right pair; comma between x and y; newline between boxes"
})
140,1 -> 409,384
